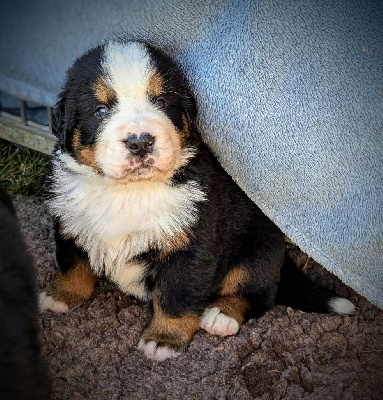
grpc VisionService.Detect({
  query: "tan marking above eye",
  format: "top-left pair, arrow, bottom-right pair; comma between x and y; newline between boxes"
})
93,77 -> 116,104
148,72 -> 164,98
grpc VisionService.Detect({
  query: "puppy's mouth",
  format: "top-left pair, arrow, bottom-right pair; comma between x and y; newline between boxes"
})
119,155 -> 160,179
128,154 -> 155,169
130,164 -> 155,176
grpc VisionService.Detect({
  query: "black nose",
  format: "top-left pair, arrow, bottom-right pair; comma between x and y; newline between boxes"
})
125,133 -> 155,157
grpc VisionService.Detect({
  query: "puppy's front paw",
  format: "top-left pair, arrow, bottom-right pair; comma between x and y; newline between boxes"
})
138,338 -> 182,362
138,326 -> 189,362
138,302 -> 200,361
39,291 -> 69,313
201,306 -> 239,336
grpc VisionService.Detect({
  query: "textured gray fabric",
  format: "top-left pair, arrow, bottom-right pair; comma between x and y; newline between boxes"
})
1,0 -> 382,308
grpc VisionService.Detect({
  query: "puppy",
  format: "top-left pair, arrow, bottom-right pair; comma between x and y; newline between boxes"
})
0,188 -> 51,399
40,39 -> 355,361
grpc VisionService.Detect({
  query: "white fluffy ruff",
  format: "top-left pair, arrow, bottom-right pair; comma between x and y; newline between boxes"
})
47,153 -> 206,292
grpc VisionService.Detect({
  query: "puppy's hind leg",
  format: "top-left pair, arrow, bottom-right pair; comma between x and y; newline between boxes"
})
201,259 -> 279,336
204,214 -> 286,331
39,260 -> 97,312
201,264 -> 250,336
40,225 -> 97,312
201,296 -> 249,336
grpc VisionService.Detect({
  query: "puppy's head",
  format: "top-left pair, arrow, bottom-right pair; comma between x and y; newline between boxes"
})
54,40 -> 198,182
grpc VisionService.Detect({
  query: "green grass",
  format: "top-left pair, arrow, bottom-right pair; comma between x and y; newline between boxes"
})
0,138 -> 49,197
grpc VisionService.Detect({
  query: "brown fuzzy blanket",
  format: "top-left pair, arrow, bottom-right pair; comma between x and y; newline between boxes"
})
14,196 -> 383,400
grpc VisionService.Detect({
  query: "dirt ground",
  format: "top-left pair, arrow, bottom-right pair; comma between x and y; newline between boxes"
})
14,195 -> 383,400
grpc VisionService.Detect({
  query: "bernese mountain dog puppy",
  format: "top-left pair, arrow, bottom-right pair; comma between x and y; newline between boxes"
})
40,39 -> 355,361
0,188 -> 51,399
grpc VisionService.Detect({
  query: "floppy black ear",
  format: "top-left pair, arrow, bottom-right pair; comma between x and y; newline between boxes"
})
52,94 -> 67,148
52,91 -> 78,151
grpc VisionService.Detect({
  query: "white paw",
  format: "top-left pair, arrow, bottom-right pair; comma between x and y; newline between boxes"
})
137,339 -> 182,362
39,291 -> 69,313
328,297 -> 356,314
201,306 -> 239,336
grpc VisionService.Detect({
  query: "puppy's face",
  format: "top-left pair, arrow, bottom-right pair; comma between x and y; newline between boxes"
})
55,41 -> 197,182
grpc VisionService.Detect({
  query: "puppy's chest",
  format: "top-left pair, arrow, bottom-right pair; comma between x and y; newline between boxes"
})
48,160 -> 205,276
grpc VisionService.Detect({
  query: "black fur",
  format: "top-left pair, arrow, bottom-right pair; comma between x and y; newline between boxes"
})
141,145 -> 285,317
0,188 -> 51,399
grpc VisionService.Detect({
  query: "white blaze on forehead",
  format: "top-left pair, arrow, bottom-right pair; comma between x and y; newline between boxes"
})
95,41 -> 191,181
102,41 -> 154,99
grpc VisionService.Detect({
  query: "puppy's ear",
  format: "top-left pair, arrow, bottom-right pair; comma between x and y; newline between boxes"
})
52,95 -> 67,148
52,92 -> 77,151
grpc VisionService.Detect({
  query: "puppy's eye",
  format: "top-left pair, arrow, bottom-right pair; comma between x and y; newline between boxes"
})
155,97 -> 166,109
95,105 -> 109,117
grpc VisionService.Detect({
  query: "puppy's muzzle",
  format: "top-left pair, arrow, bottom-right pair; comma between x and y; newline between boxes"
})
125,133 -> 155,157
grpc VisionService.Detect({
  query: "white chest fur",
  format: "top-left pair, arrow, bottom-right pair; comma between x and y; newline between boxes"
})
47,154 -> 206,288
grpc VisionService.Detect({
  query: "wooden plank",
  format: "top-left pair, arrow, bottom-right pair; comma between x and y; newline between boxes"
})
0,112 -> 56,155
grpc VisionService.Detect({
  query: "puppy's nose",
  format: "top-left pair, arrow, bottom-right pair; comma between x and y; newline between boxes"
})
125,133 -> 155,157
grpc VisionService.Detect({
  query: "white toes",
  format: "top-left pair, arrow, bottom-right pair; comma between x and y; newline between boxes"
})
201,306 -> 239,336
39,291 -> 69,313
138,339 -> 182,362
